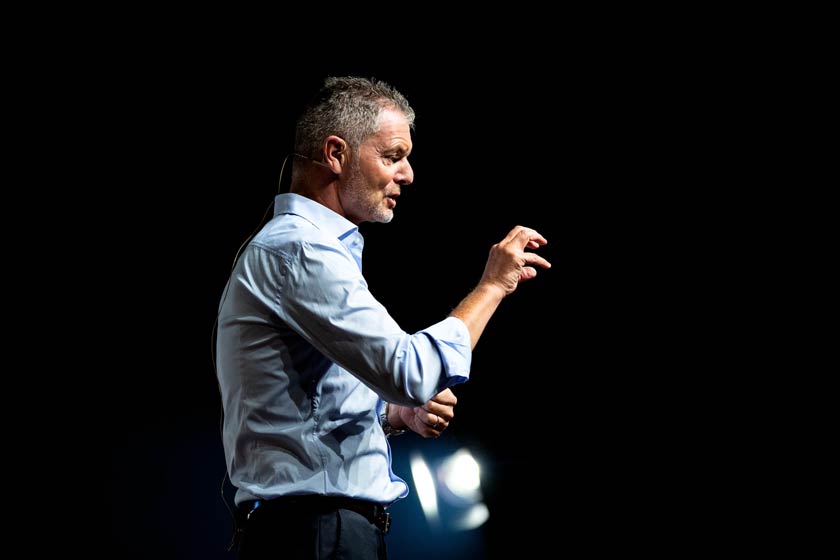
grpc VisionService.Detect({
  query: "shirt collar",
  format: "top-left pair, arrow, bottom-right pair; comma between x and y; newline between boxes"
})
274,193 -> 359,241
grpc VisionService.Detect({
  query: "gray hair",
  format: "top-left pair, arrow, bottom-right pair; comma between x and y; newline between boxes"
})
294,76 -> 415,160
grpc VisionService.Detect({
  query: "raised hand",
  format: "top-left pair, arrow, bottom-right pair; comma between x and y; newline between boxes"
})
480,225 -> 551,296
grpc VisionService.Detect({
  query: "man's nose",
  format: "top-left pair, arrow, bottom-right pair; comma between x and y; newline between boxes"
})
395,160 -> 413,185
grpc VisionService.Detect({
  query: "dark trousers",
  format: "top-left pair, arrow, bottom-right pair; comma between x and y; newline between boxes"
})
236,499 -> 388,560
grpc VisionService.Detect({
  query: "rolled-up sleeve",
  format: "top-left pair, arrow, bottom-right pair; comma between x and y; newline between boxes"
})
417,316 -> 471,384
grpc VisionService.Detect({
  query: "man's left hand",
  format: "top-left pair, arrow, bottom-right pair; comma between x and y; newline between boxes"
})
390,389 -> 457,438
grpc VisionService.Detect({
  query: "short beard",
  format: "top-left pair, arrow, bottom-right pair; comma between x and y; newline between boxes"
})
343,159 -> 394,224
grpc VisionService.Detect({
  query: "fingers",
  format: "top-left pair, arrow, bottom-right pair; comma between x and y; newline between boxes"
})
520,267 -> 537,281
414,389 -> 457,437
502,226 -> 547,249
420,400 -> 454,423
503,229 -> 552,285
522,252 -> 552,270
422,391 -> 456,420
429,388 -> 457,406
410,408 -> 447,438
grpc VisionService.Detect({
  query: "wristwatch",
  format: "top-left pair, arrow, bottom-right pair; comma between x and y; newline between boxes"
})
381,403 -> 406,437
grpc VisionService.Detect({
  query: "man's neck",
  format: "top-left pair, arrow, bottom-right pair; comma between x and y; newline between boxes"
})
290,180 -> 346,221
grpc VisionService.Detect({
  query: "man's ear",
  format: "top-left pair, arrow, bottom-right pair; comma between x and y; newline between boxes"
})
322,136 -> 348,174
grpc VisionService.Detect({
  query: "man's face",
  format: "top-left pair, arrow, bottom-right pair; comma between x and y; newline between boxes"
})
339,108 -> 414,224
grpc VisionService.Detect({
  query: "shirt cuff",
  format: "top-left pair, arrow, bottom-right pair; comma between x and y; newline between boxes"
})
420,316 -> 472,385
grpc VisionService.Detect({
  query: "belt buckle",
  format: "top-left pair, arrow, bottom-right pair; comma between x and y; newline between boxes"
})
375,510 -> 391,534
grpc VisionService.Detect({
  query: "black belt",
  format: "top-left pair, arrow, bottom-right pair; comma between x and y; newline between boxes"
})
238,495 -> 391,534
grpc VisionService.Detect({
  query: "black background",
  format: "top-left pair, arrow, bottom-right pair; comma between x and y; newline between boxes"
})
113,50 -> 723,558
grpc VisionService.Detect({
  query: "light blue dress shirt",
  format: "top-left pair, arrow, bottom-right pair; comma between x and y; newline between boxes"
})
216,193 -> 472,506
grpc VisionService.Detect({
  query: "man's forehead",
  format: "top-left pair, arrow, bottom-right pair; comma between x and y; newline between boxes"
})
374,109 -> 411,138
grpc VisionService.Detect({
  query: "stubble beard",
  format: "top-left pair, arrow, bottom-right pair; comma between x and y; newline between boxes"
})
343,159 -> 394,224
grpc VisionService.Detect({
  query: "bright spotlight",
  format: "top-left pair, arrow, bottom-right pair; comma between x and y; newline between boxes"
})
410,451 -> 439,525
438,449 -> 482,504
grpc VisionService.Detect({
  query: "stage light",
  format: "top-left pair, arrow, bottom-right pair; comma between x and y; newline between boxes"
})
410,451 -> 439,525
408,447 -> 489,532
437,448 -> 482,504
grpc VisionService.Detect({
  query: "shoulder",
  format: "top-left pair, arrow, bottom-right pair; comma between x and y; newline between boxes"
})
252,214 -> 346,260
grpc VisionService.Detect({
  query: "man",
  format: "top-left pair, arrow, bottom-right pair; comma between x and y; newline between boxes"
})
216,76 -> 551,559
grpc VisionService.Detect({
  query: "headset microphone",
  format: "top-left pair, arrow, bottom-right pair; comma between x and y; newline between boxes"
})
293,153 -> 331,169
